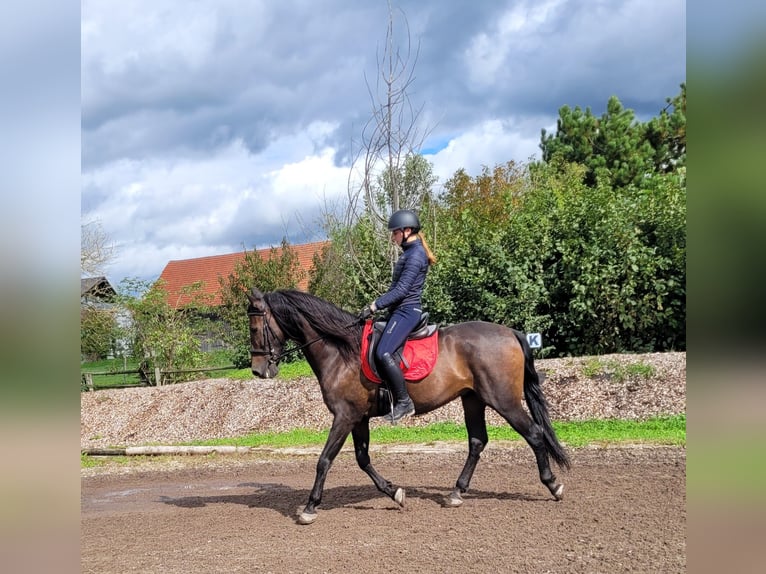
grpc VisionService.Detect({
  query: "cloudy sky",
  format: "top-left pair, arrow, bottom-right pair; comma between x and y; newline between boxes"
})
81,0 -> 686,286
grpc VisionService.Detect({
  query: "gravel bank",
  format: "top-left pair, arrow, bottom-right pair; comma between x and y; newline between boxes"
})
81,351 -> 685,450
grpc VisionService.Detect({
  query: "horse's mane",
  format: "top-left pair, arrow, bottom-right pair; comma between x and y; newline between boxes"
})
265,290 -> 362,363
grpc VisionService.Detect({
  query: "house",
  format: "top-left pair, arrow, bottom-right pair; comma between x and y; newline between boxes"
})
156,240 -> 329,309
81,276 -> 117,306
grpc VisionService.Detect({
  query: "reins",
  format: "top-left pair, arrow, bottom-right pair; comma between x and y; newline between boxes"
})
273,334 -> 325,362
249,306 -> 361,365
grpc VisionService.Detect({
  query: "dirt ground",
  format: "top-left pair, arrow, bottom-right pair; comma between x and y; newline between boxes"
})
81,444 -> 686,573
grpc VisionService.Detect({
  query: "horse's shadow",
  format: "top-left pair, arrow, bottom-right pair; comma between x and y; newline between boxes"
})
160,482 -> 547,523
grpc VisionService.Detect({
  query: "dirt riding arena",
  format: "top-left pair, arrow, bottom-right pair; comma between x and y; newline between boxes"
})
81,444 -> 685,573
82,352 -> 686,572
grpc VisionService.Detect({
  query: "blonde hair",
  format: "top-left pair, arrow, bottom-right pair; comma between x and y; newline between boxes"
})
416,233 -> 437,265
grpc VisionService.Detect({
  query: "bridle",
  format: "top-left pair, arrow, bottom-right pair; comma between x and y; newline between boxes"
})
248,301 -> 362,367
247,307 -> 282,368
247,305 -> 334,366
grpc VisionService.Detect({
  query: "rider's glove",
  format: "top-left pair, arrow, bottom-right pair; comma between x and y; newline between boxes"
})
357,303 -> 376,321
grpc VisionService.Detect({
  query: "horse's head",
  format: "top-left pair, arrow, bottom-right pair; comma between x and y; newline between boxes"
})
246,288 -> 285,379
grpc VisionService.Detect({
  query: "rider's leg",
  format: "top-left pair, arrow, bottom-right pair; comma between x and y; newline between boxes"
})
377,352 -> 414,423
374,307 -> 420,424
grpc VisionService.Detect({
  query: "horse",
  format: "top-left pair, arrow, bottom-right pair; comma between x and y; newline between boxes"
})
246,288 -> 570,525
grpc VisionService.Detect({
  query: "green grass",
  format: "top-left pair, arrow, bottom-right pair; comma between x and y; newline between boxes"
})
552,415 -> 684,447
580,357 -> 656,383
83,415 -> 684,468
180,414 -> 685,449
275,360 -> 315,379
81,357 -> 144,387
81,355 -> 316,387
81,415 -> 685,468
212,359 -> 315,380
81,357 -> 142,371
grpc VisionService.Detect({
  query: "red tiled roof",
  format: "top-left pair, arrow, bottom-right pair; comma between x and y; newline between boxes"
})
156,240 -> 328,308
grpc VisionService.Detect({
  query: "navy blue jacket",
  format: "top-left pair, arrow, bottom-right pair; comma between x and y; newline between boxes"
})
374,237 -> 430,311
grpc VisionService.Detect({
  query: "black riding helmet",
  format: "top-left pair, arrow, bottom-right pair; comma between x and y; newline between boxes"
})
387,209 -> 421,233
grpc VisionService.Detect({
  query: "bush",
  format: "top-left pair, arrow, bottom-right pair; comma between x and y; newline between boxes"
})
80,307 -> 117,361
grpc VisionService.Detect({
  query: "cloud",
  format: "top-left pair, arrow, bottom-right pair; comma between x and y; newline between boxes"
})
83,130 -> 349,283
428,117 -> 549,185
81,0 -> 686,285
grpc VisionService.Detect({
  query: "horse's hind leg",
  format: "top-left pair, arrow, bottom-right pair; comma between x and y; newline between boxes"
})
351,418 -> 405,506
448,392 -> 488,507
502,407 -> 564,500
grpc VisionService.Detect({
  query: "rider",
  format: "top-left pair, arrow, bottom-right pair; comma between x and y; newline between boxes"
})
359,209 -> 436,424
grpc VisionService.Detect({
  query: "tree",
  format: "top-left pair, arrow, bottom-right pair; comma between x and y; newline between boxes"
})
439,161 -> 527,232
313,4 -> 437,309
427,157 -> 685,356
644,83 -> 686,173
310,215 -> 391,309
217,239 -> 305,367
539,85 -> 686,189
425,162 -> 549,336
353,5 -> 429,222
116,278 -> 214,380
80,306 -> 118,361
523,162 -> 686,355
81,219 -> 119,360
81,219 -> 115,277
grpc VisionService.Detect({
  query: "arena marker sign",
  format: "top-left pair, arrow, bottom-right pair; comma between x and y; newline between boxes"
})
527,333 -> 542,348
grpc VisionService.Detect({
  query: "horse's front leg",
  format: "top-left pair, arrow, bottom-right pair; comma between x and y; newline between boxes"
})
351,418 -> 405,506
298,416 -> 354,525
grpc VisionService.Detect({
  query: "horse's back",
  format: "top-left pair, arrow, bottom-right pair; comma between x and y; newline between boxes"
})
434,320 -> 525,374
409,320 -> 526,410
439,320 -> 522,347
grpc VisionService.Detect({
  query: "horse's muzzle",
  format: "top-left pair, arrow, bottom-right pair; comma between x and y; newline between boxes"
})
251,363 -> 279,379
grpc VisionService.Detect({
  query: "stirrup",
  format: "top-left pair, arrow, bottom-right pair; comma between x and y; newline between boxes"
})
384,400 -> 415,424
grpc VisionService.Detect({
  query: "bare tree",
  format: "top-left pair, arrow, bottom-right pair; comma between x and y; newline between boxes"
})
81,219 -> 115,277
351,2 -> 431,221
310,3 -> 439,307
335,2 -> 436,296
80,219 -> 119,361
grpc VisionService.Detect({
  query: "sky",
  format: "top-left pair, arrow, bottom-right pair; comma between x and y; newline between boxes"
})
81,0 -> 686,287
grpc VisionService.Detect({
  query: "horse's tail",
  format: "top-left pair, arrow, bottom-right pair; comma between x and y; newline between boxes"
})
513,330 -> 571,470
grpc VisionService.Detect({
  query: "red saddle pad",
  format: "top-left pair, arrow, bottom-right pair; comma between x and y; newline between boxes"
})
360,320 -> 439,383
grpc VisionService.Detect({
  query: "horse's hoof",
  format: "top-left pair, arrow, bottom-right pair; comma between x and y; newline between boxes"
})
298,510 -> 318,525
446,492 -> 463,507
553,484 -> 564,501
394,487 -> 406,506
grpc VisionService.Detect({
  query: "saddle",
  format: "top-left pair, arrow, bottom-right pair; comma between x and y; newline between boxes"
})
360,313 -> 439,383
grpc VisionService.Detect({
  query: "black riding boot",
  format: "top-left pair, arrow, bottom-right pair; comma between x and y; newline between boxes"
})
377,352 -> 415,424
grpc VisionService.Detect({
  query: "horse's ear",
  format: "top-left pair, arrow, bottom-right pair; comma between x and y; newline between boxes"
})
248,288 -> 264,304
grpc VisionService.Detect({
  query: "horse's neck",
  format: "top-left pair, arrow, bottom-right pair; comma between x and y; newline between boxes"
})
299,338 -> 332,382
294,323 -> 349,382
290,320 -> 324,368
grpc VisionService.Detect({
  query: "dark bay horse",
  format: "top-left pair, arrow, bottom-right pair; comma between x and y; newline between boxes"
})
247,288 -> 570,525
